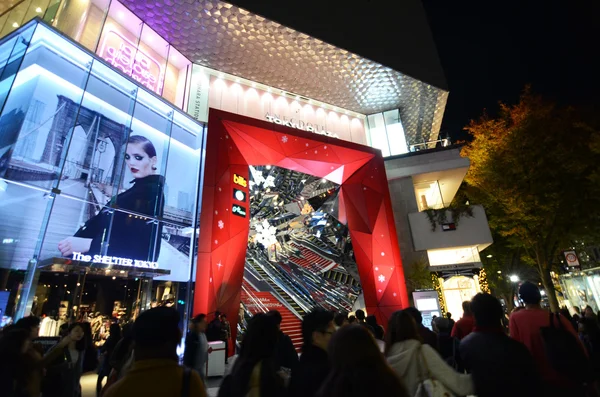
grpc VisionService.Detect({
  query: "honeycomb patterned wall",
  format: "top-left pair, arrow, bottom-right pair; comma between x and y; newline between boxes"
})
120,0 -> 448,145
0,0 -> 448,144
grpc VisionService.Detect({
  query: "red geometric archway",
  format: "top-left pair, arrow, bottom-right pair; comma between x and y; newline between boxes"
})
194,109 -> 408,346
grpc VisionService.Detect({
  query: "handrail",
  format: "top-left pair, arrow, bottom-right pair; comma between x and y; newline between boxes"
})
241,283 -> 269,314
257,255 -> 315,307
0,0 -> 26,18
249,255 -> 314,315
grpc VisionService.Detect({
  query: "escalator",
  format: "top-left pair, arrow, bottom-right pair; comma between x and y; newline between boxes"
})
247,259 -> 307,317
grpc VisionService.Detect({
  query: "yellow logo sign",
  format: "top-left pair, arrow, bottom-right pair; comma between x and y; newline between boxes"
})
233,174 -> 247,188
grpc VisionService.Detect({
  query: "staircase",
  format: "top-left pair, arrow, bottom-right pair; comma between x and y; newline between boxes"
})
248,260 -> 307,317
240,289 -> 303,352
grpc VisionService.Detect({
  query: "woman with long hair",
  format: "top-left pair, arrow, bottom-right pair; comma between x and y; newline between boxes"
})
42,323 -> 86,397
96,323 -> 121,396
218,313 -> 285,397
386,310 -> 474,397
58,135 -> 165,261
316,324 -> 408,397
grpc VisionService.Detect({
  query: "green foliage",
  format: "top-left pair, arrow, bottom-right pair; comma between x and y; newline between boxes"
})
405,258 -> 434,293
461,87 -> 600,310
424,205 -> 474,232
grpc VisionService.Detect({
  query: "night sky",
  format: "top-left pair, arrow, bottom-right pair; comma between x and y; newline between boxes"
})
228,0 -> 600,142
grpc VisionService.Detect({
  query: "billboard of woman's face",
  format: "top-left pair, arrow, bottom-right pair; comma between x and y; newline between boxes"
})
0,50 -> 203,282
125,137 -> 158,179
58,135 -> 164,259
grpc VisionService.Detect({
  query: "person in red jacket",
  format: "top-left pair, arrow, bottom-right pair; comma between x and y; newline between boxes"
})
510,281 -> 586,397
451,301 -> 475,340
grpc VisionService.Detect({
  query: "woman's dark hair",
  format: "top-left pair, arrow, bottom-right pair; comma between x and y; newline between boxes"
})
385,310 -> 421,355
316,325 -> 408,397
14,316 -> 41,333
68,323 -> 87,351
128,135 -> 157,158
109,323 -> 121,340
228,313 -> 281,397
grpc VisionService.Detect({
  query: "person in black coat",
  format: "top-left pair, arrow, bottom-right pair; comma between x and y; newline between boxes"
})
459,293 -> 541,397
288,309 -> 335,397
267,310 -> 299,371
58,135 -> 165,261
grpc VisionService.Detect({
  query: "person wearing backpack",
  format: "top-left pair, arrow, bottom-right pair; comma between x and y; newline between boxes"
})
509,281 -> 589,397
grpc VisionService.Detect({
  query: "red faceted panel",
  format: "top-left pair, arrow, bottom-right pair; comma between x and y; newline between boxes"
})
194,109 -> 409,344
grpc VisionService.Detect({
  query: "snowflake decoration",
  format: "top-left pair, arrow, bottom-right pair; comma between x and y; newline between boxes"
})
218,187 -> 222,192
217,220 -> 224,229
324,145 -> 327,149
281,135 -> 288,143
378,274 -> 386,283
209,277 -> 212,283
254,220 -> 278,247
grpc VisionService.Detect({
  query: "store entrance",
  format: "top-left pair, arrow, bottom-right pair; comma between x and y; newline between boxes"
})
33,256 -> 175,339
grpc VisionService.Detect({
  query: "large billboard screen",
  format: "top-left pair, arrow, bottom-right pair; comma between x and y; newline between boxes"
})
0,24 -> 204,282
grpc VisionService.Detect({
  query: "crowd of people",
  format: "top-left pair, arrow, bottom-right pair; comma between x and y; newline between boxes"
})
1,280 -> 599,397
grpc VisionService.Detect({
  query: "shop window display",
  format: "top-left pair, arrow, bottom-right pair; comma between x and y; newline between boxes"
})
0,21 -> 205,320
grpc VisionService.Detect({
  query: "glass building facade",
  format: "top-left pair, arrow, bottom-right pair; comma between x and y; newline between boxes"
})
0,20 -> 205,326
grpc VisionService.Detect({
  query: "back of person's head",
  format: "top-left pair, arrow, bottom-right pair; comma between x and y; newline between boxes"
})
446,312 -> 452,319
348,315 -> 356,324
214,310 -> 221,319
334,312 -> 348,327
318,325 -> 409,397
301,309 -> 334,348
109,323 -> 121,339
385,309 -> 421,355
192,313 -> 207,324
355,309 -> 366,321
403,307 -> 423,326
14,316 -> 41,335
237,313 -> 279,363
519,281 -> 542,305
365,315 -> 378,328
462,301 -> 472,315
470,293 -> 503,328
267,310 -> 282,326
133,307 -> 181,359
433,317 -> 451,333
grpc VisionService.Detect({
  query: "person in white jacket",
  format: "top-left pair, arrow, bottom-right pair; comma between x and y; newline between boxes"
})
385,309 -> 474,397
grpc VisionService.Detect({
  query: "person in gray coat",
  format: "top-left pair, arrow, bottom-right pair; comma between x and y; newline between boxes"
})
183,314 -> 209,385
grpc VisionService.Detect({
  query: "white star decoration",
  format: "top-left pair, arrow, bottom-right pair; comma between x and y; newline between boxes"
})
375,267 -> 379,271
378,289 -> 382,293
282,135 -> 288,143
214,240 -> 218,244
217,261 -> 223,269
215,210 -> 218,215
218,220 -> 224,229
305,143 -> 309,147
393,292 -> 397,297
381,252 -> 385,257
378,274 -> 386,283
